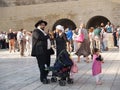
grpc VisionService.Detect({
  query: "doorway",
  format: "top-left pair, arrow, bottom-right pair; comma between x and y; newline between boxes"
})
86,16 -> 110,29
52,18 -> 76,31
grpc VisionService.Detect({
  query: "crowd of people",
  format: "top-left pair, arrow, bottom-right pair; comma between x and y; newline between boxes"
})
0,28 -> 32,56
0,19 -> 120,85
0,22 -> 120,57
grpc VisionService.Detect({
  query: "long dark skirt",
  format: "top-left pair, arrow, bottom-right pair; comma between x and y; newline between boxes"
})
76,39 -> 91,57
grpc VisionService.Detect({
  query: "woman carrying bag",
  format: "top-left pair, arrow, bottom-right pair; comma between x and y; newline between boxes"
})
75,23 -> 91,63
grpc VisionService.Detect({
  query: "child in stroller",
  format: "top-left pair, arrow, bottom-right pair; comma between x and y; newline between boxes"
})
48,49 -> 74,86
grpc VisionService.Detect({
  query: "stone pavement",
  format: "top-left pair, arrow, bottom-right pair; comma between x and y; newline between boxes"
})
0,48 -> 120,90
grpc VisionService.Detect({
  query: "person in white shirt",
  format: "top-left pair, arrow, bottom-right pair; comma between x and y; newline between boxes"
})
17,29 -> 26,56
89,27 -> 95,58
17,30 -> 22,51
72,28 -> 78,52
101,28 -> 108,51
25,31 -> 32,56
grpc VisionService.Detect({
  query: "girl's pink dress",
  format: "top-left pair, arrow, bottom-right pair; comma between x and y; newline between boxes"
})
92,54 -> 102,76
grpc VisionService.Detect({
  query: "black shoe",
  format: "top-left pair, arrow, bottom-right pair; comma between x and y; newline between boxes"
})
42,79 -> 50,84
51,77 -> 57,82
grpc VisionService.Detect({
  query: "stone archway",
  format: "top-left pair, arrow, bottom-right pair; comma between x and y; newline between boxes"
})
86,16 -> 110,29
52,18 -> 76,31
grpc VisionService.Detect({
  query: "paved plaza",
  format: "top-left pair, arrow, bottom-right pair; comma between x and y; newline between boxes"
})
0,48 -> 120,90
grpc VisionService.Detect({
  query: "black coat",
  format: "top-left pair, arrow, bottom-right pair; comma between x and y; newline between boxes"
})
31,29 -> 48,56
56,33 -> 68,56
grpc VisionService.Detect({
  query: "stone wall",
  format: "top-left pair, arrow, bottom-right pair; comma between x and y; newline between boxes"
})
0,0 -> 78,7
0,0 -> 120,32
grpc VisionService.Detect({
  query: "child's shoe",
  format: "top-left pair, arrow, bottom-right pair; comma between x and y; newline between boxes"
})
102,61 -> 104,63
96,81 -> 102,85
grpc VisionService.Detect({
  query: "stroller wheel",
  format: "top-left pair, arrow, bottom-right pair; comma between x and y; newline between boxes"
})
67,78 -> 74,84
59,80 -> 66,86
51,77 -> 57,82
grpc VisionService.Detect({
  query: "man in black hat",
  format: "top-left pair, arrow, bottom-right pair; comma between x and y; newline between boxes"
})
31,20 -> 50,84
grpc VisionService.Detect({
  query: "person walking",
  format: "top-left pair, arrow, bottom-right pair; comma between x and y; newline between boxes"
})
65,28 -> 73,52
8,29 -> 15,53
75,23 -> 91,63
92,48 -> 103,85
94,26 -> 101,51
72,28 -> 79,52
116,27 -> 120,52
19,29 -> 26,56
113,29 -> 118,47
25,31 -> 32,56
101,28 -> 108,51
88,27 -> 95,58
31,20 -> 51,84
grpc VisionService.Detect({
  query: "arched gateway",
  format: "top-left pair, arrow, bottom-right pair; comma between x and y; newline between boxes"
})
52,18 -> 76,31
86,16 -> 110,29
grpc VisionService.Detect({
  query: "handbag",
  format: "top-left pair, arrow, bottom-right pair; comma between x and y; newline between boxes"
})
48,47 -> 55,55
71,61 -> 78,73
76,33 -> 84,43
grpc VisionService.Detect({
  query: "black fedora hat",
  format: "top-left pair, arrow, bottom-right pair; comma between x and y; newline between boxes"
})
35,20 -> 47,28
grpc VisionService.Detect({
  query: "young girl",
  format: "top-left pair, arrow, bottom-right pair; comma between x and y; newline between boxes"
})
92,48 -> 103,85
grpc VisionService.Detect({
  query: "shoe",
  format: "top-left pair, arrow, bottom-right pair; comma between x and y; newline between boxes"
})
42,79 -> 50,84
101,60 -> 104,63
84,60 -> 89,63
77,60 -> 80,63
86,60 -> 89,63
96,81 -> 102,85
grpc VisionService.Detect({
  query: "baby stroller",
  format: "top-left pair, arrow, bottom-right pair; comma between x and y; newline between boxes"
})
48,49 -> 74,86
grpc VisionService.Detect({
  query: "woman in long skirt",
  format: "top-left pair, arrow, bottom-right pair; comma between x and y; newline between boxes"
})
75,23 -> 91,63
